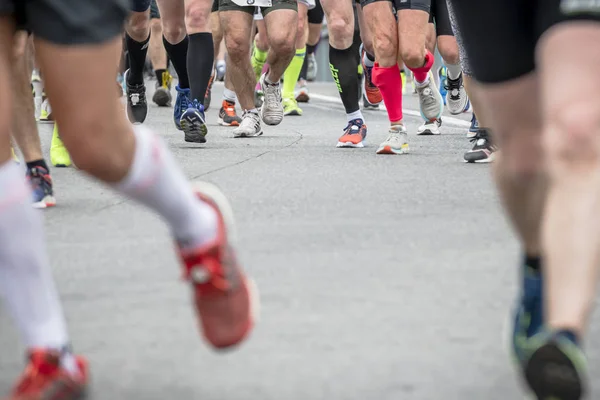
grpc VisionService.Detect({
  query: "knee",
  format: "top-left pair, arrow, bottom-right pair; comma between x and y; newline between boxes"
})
162,21 -> 186,43
439,44 -> 460,65
127,13 -> 151,40
401,47 -> 426,69
185,3 -> 210,31
373,34 -> 396,64
150,18 -> 162,34
226,35 -> 250,60
327,15 -> 353,46
545,104 -> 600,170
269,32 -> 295,56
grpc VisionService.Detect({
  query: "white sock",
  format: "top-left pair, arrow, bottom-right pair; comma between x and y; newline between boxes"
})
113,126 -> 217,250
347,110 -> 364,122
415,74 -> 430,86
362,52 -> 374,68
446,63 -> 462,80
0,161 -> 75,365
223,87 -> 237,103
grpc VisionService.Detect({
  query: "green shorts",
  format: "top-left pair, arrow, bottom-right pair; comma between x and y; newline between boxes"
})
218,0 -> 297,16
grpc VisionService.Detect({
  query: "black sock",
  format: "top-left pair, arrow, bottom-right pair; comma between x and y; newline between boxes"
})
524,255 -> 541,271
155,68 -> 167,84
307,43 -> 316,55
163,35 -> 190,89
555,329 -> 580,345
299,55 -> 308,81
187,32 -> 214,103
125,33 -> 150,85
329,45 -> 360,114
26,159 -> 49,172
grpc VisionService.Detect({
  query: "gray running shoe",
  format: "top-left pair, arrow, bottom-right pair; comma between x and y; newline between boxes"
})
416,76 -> 443,122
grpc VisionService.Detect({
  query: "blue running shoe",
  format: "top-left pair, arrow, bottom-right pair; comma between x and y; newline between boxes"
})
174,85 -> 191,131
512,265 -> 544,363
438,66 -> 447,105
27,166 -> 56,209
467,113 -> 479,138
524,330 -> 587,400
180,99 -> 208,143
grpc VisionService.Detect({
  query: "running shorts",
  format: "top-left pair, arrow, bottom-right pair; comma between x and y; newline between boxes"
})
428,0 -> 453,36
218,0 -> 297,16
448,0 -> 600,83
298,0 -> 316,9
131,0 -> 151,12
360,0 -> 430,13
150,0 -> 160,18
307,0 -> 323,24
1,0 -> 128,45
445,0 -> 471,75
212,0 -> 219,12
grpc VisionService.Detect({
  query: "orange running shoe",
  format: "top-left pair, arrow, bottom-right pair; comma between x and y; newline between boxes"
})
9,349 -> 88,400
361,48 -> 382,105
179,182 -> 258,350
336,118 -> 367,148
217,100 -> 242,126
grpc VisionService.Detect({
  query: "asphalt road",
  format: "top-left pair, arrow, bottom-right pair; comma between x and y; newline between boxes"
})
2,81 -> 600,400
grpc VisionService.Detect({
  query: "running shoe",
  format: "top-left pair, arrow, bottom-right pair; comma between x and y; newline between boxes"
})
216,61 -> 226,82
254,87 -> 264,109
180,99 -> 208,143
438,66 -> 447,104
283,97 -> 303,116
218,100 -> 242,126
11,147 -> 18,163
204,73 -> 214,111
9,349 -> 88,400
31,69 -> 41,83
153,70 -> 173,107
259,73 -> 284,126
376,124 -> 409,155
124,69 -> 148,124
361,46 -> 382,106
179,182 -> 258,349
362,93 -> 380,110
445,72 -> 469,115
337,118 -> 367,148
295,81 -> 309,103
39,95 -> 53,123
417,119 -> 442,135
174,85 -> 192,131
233,111 -> 262,138
467,113 -> 479,138
416,76 -> 444,122
524,330 -> 587,400
27,166 -> 56,208
50,124 -> 72,168
306,53 -> 317,81
464,128 -> 496,163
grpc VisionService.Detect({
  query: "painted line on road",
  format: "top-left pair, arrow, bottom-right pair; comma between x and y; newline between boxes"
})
308,92 -> 471,128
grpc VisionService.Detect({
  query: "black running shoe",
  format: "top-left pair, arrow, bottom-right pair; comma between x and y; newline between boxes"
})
463,128 -> 496,163
124,69 -> 148,124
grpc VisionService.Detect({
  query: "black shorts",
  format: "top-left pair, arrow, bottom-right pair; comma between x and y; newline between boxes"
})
428,0 -> 453,36
1,0 -> 128,45
218,0 -> 297,15
307,0 -> 323,24
131,0 -> 151,12
449,0 -> 600,83
150,0 -> 160,18
212,0 -> 219,12
360,0 -> 430,13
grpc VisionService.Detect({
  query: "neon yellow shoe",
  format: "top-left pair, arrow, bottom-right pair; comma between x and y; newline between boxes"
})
283,97 -> 303,116
50,124 -> 72,168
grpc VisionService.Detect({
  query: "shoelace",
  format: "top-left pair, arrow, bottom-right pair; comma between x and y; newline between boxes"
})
264,82 -> 281,109
343,119 -> 362,134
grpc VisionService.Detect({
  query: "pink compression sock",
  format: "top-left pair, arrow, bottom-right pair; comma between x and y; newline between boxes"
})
372,63 -> 403,123
408,50 -> 434,83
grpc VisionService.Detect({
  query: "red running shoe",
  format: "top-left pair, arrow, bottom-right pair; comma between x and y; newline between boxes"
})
9,349 -> 88,400
179,182 -> 259,350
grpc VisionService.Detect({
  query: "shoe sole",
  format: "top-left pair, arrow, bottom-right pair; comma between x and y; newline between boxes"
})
191,182 -> 260,350
336,141 -> 364,148
217,117 -> 240,127
376,145 -> 409,155
284,110 -> 302,116
233,130 -> 263,138
32,195 -> 56,209
153,89 -> 172,107
181,114 -> 208,143
417,129 -> 441,136
296,93 -> 309,103
525,342 -> 584,400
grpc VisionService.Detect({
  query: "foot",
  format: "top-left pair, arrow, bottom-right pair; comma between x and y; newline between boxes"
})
218,100 -> 242,127
376,124 -> 409,155
306,53 -> 317,81
216,61 -> 226,82
259,73 -> 284,126
179,182 -> 258,349
204,73 -> 214,111
180,99 -> 208,143
295,82 -> 310,103
9,349 -> 88,400
361,51 -> 382,106
415,75 -> 444,122
50,124 -> 72,168
445,73 -> 469,115
463,128 -> 496,163
362,93 -> 380,110
38,95 -> 53,123
467,113 -> 479,138
438,66 -> 447,105
337,119 -> 367,148
152,70 -> 173,107
512,263 -> 544,364
233,111 -> 262,138
417,119 -> 442,135
27,165 -> 56,208
174,85 -> 192,131
283,97 -> 303,116
124,69 -> 148,124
